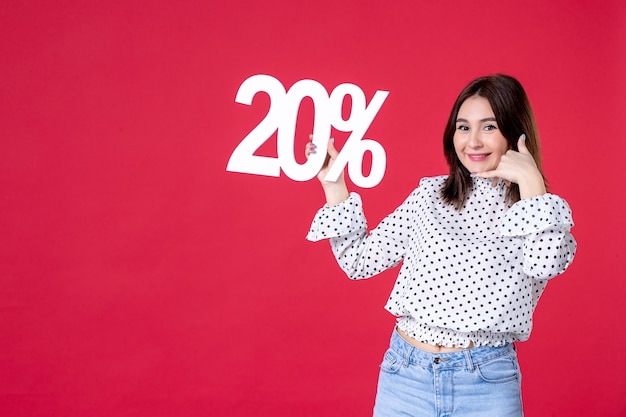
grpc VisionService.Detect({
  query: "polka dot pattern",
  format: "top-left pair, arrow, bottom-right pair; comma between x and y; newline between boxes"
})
307,176 -> 576,347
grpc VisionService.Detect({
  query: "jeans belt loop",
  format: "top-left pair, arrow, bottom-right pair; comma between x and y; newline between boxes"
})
463,349 -> 475,372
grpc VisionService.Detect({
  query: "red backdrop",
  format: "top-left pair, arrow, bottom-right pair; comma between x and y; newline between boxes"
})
2,1 -> 625,416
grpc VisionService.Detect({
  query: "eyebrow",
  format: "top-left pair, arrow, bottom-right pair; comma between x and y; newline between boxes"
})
456,117 -> 498,123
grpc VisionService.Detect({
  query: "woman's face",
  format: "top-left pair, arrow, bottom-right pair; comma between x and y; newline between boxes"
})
453,96 -> 510,174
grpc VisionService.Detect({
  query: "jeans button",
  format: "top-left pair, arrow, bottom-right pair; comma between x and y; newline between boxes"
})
434,358 -> 441,364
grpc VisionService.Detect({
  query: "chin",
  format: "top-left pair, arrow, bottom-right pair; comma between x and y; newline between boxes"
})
464,162 -> 496,173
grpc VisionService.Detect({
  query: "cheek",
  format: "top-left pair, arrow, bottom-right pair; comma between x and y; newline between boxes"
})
492,136 -> 510,155
492,149 -> 507,164
452,135 -> 463,154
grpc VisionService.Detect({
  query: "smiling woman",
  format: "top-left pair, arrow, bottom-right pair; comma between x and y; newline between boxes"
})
453,97 -> 510,173
305,74 -> 576,417
442,74 -> 547,208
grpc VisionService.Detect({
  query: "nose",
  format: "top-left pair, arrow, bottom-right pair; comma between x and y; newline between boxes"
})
468,130 -> 483,148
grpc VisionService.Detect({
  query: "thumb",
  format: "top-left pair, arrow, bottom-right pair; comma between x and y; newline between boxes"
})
517,134 -> 530,154
327,138 -> 339,158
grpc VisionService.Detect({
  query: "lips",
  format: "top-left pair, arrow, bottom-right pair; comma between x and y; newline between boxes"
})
467,153 -> 490,161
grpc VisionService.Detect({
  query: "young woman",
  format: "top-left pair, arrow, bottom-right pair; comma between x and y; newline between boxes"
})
305,74 -> 576,417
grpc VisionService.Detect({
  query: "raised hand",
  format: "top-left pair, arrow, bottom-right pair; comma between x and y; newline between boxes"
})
305,135 -> 350,206
474,134 -> 547,199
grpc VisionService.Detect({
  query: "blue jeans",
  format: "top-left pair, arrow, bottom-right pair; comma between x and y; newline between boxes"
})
373,328 -> 523,417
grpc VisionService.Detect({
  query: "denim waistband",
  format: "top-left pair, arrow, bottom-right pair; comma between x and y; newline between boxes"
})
389,327 -> 515,371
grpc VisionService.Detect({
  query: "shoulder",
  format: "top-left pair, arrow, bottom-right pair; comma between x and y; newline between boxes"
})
402,175 -> 447,202
417,175 -> 448,190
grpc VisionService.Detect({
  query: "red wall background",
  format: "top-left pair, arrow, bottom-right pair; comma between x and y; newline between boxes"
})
2,1 -> 625,416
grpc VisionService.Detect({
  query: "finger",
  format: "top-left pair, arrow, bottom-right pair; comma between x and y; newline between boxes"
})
517,134 -> 530,154
305,142 -> 316,158
306,134 -> 314,155
492,177 -> 499,187
474,170 -> 498,179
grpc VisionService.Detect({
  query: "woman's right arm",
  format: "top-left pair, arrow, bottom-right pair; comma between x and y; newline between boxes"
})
307,189 -> 418,279
306,138 -> 418,279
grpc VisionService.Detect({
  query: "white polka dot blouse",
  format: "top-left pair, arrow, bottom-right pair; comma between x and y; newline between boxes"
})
307,176 -> 577,347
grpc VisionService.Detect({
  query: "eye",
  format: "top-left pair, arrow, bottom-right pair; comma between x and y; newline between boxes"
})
484,124 -> 498,131
456,125 -> 469,131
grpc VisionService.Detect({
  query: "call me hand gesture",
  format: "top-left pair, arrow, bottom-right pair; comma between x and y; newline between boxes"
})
475,134 -> 547,200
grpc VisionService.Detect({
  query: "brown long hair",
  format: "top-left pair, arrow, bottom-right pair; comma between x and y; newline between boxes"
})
440,74 -> 546,210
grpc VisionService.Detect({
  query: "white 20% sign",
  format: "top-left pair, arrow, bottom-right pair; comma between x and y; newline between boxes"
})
226,74 -> 389,188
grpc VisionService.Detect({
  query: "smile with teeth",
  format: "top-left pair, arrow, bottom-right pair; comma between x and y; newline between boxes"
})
467,153 -> 491,161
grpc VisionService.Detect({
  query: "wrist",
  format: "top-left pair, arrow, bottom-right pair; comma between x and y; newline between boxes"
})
323,182 -> 350,206
518,173 -> 546,199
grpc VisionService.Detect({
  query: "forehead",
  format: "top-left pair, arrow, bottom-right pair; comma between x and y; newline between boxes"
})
457,96 -> 494,118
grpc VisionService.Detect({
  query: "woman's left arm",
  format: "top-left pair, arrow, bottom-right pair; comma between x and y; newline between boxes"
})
500,194 -> 577,280
477,135 -> 577,279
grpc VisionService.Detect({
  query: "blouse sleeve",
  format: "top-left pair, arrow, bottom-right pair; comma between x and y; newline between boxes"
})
306,188 -> 419,280
499,193 -> 577,280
